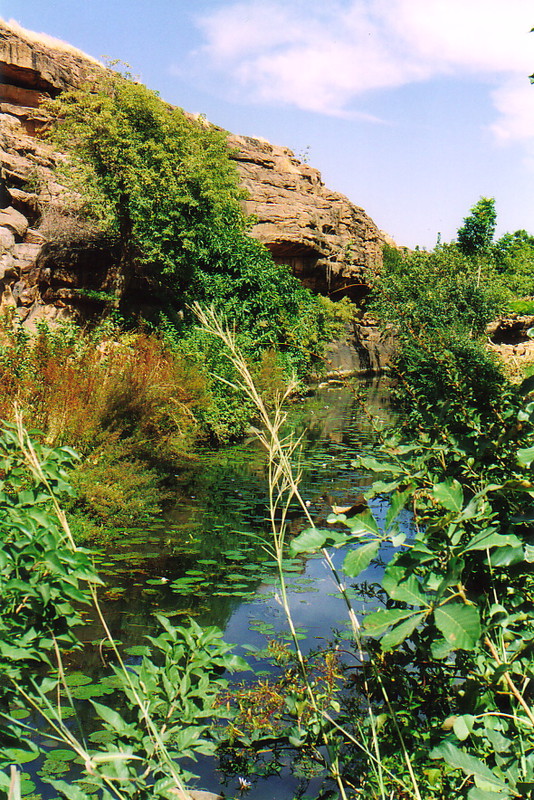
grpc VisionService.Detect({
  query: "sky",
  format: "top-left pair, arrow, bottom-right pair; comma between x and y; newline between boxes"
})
1,0 -> 533,248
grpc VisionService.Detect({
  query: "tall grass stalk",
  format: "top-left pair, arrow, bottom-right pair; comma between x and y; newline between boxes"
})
195,305 -> 422,800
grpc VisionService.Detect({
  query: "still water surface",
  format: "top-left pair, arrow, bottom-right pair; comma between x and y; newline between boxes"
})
91,381 -> 392,647
38,380 -> 401,798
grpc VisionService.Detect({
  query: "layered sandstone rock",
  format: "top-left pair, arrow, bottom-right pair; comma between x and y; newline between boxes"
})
0,18 -> 388,333
228,134 -> 384,299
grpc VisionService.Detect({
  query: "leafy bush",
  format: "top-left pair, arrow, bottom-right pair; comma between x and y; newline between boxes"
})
46,69 -> 246,302
456,196 -> 496,257
370,242 -> 508,432
492,229 -> 534,297
44,67 -> 349,400
0,422 -> 248,796
372,243 -> 504,336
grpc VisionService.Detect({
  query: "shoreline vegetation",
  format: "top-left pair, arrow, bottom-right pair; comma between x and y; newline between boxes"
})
2,64 -> 534,799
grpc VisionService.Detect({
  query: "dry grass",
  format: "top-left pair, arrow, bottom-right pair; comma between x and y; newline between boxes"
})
1,17 -> 102,65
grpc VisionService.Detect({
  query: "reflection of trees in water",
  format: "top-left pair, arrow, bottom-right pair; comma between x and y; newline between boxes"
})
293,380 -> 392,447
79,381 -> 392,656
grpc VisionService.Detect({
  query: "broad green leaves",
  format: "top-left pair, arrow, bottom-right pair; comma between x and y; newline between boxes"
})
0,422 -> 252,797
434,604 -> 481,651
430,742 -> 509,795
433,478 -> 464,512
517,446 -> 534,467
382,568 -> 428,606
289,527 -> 330,554
343,541 -> 380,577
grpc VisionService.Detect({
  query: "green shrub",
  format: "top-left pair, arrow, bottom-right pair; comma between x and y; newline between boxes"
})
370,242 -> 509,433
506,298 -> 534,315
0,319 -> 207,528
493,229 -> 534,296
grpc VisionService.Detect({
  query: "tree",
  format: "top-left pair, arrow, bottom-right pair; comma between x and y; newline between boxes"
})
45,68 -> 340,388
492,229 -> 534,296
456,196 -> 497,258
46,69 -> 246,304
456,196 -> 497,288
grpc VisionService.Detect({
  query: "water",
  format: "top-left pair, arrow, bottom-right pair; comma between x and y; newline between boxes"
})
30,379 -> 404,798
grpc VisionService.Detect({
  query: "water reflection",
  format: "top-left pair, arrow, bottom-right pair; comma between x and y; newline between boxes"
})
86,379 -> 393,640
61,379 -> 395,800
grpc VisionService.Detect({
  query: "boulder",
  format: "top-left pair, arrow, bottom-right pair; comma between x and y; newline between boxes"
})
0,226 -> 15,253
325,316 -> 395,376
12,243 -> 41,273
0,206 -> 28,238
0,251 -> 17,281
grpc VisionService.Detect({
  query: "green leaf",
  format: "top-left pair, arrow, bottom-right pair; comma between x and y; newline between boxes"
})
357,456 -> 403,475
381,612 -> 425,651
290,527 -> 328,554
431,638 -> 454,660
453,714 -> 475,741
468,790 -> 508,800
364,608 -> 416,636
518,375 -> 534,395
343,541 -> 380,577
433,479 -> 464,512
47,780 -> 92,800
91,700 -> 130,733
385,489 -> 411,529
517,446 -> 534,467
487,545 -> 524,567
221,654 -> 249,672
462,530 -> 521,553
430,742 -> 507,790
44,749 -> 77,762
382,567 -> 429,607
344,509 -> 380,536
390,530 -> 406,547
0,748 -> 38,764
434,604 -> 481,651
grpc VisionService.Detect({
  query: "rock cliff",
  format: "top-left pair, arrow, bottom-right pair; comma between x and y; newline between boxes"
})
228,133 -> 385,299
0,18 -> 387,329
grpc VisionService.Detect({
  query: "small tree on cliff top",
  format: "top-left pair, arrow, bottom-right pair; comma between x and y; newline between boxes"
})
46,69 -> 246,303
456,196 -> 496,258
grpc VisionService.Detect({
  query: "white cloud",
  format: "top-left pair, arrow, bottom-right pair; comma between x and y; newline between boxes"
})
491,80 -> 534,142
188,0 -> 534,140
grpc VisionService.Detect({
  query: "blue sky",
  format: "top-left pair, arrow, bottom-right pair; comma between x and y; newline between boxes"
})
2,0 -> 533,248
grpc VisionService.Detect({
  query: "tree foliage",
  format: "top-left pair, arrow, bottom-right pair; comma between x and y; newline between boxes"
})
493,229 -> 534,296
456,196 -> 497,257
47,69 -> 246,299
370,241 -> 507,432
45,67 -> 341,399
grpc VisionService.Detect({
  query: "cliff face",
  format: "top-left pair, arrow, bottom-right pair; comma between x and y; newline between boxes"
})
228,134 -> 385,299
0,19 -> 387,327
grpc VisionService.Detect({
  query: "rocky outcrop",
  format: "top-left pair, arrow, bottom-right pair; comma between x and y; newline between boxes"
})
0,18 -> 388,328
486,314 -> 534,382
487,314 -> 534,345
227,134 -> 384,300
325,316 -> 395,376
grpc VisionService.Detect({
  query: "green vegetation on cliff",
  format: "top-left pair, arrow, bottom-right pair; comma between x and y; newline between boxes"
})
44,68 -> 342,387
45,68 -> 339,363
0,68 -> 349,530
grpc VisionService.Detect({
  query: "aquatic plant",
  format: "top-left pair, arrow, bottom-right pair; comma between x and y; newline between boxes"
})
197,305 -> 534,798
0,413 -> 248,799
